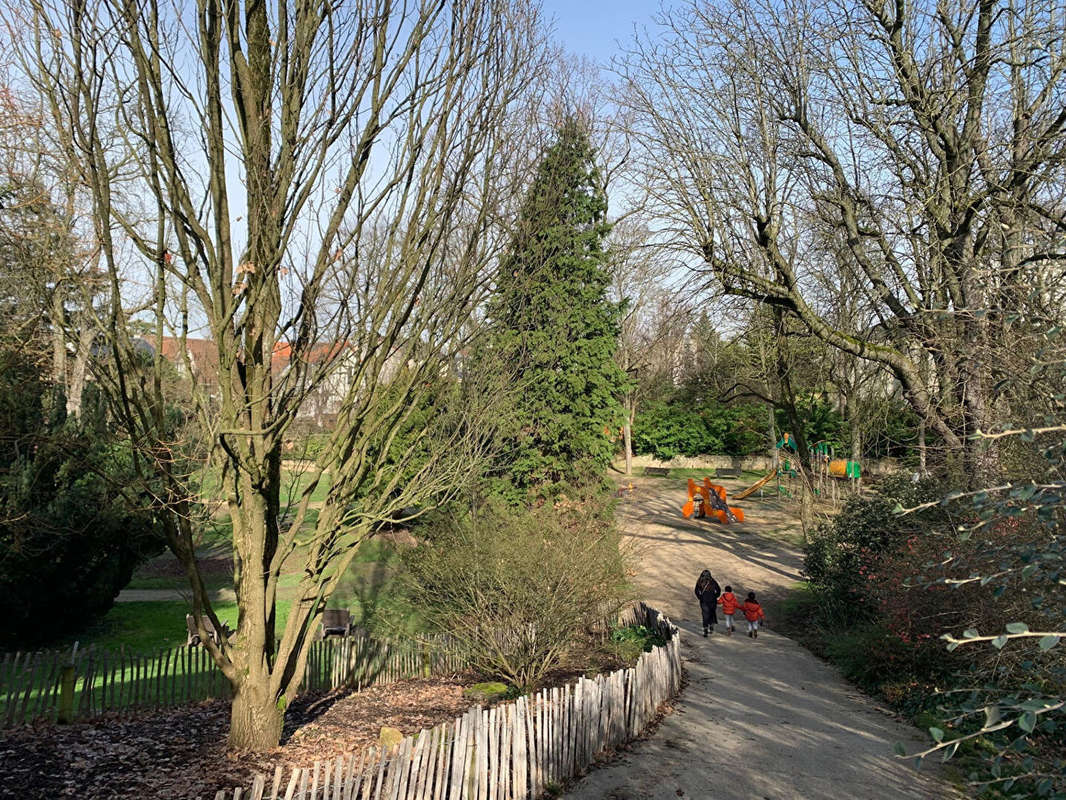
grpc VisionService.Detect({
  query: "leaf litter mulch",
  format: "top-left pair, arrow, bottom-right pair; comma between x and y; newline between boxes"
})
0,675 -> 478,800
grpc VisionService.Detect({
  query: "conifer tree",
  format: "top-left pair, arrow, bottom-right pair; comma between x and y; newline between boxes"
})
487,118 -> 627,495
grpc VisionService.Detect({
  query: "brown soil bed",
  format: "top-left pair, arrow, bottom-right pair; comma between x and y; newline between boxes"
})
0,676 -> 477,799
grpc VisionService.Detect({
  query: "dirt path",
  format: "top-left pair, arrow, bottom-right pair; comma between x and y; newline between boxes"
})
565,476 -> 956,800
115,588 -> 237,603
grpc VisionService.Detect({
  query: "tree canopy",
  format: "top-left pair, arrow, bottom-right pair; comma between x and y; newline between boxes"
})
17,0 -> 548,750
485,118 -> 627,496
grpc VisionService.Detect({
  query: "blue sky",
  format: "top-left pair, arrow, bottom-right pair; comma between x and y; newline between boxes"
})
540,0 -> 665,67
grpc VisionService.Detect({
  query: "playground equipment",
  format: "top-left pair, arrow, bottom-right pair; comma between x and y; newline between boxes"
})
767,435 -> 863,502
725,433 -> 800,502
733,470 -> 776,501
678,433 -> 864,522
809,440 -> 862,503
731,433 -> 864,504
682,478 -> 745,524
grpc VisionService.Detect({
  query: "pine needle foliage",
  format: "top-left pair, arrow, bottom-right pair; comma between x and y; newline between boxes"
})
485,118 -> 627,497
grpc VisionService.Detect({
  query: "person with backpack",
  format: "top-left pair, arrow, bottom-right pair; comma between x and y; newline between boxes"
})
717,585 -> 740,635
740,591 -> 766,638
694,569 -> 721,636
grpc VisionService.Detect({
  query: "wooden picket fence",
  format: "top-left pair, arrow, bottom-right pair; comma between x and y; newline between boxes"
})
0,633 -> 464,728
212,603 -> 681,800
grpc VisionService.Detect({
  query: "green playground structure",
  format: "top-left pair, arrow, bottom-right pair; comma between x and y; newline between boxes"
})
737,432 -> 862,503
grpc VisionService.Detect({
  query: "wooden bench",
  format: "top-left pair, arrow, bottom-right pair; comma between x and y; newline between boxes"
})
185,614 -> 231,647
319,608 -> 353,639
643,466 -> 671,477
714,467 -> 742,479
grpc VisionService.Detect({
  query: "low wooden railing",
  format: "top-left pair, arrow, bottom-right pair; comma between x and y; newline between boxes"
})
0,633 -> 463,727
214,603 -> 681,800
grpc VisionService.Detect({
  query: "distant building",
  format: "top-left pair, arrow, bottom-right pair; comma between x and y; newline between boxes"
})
144,336 -> 409,429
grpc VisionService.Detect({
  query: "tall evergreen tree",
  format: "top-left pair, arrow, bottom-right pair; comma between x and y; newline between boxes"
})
486,118 -> 627,495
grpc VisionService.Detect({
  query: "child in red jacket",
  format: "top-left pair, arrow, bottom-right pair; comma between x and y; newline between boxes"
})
717,585 -> 739,635
740,591 -> 766,639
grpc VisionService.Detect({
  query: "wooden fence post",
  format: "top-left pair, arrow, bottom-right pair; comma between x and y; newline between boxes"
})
57,665 -> 76,724
54,644 -> 77,725
57,642 -> 79,724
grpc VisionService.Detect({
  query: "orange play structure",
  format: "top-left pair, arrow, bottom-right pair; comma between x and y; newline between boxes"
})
682,478 -> 745,524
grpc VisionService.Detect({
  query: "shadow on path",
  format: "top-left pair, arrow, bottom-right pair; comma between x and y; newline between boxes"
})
564,478 -> 956,800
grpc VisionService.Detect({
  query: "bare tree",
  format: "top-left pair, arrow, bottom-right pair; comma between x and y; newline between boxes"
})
0,72 -> 104,418
14,0 -> 547,750
620,0 -> 1066,484
608,220 -> 688,474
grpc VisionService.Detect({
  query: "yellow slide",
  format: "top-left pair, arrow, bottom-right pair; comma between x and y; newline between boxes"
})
733,471 -> 775,501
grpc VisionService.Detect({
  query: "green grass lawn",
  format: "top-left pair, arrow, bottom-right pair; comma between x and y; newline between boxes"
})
1,464 -> 421,724
283,468 -> 332,505
70,531 -> 415,656
124,573 -> 234,592
198,465 -> 333,508
51,599 -> 295,654
22,461 -> 416,659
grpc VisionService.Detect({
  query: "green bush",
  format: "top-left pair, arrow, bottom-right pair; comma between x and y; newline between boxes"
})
823,623 -> 950,697
608,624 -> 668,665
803,473 -> 949,621
861,399 -> 936,462
0,365 -> 163,647
610,623 -> 667,651
402,493 -> 631,690
633,401 -> 718,460
301,433 -> 331,460
774,395 -> 846,451
633,400 -> 769,459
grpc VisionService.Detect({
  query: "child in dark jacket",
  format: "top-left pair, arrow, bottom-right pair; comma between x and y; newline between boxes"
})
740,591 -> 766,639
717,586 -> 739,635
694,569 -> 721,637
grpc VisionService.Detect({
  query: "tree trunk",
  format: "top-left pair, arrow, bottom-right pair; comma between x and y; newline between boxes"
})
623,396 -> 634,475
798,470 -> 816,542
227,681 -> 285,751
65,325 -> 95,420
918,420 -> 927,475
961,372 -> 999,486
767,404 -> 776,452
845,384 -> 861,463
770,310 -> 817,538
50,289 -> 67,391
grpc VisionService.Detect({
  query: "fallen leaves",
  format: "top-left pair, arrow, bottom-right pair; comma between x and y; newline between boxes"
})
0,675 -> 477,799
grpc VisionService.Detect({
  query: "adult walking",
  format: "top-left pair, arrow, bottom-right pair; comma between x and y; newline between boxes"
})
694,569 -> 721,636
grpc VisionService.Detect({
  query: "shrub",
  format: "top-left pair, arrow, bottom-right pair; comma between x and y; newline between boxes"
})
803,473 -> 950,621
823,623 -> 950,698
0,369 -> 163,646
402,493 -> 631,690
608,624 -> 668,666
633,399 -> 769,460
633,401 -> 718,460
774,395 -> 846,450
301,433 -> 331,460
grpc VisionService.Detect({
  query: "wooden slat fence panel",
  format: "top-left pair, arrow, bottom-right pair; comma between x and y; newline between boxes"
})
219,604 -> 679,800
0,631 -> 461,728
1,603 -> 677,798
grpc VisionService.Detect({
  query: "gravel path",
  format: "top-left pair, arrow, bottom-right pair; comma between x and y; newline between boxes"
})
565,476 -> 957,800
